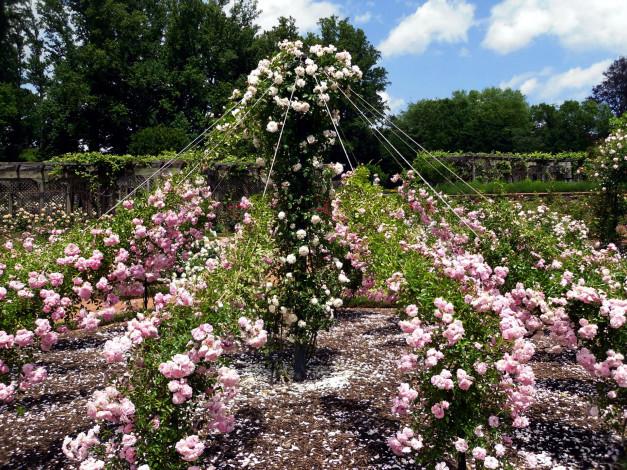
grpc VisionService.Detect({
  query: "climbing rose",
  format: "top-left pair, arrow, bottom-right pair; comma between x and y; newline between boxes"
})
175,435 -> 204,462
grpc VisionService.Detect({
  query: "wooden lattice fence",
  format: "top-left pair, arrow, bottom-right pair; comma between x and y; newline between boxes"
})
0,161 -> 263,218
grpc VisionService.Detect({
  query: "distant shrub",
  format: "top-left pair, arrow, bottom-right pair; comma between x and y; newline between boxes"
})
128,125 -> 189,156
411,154 -> 458,186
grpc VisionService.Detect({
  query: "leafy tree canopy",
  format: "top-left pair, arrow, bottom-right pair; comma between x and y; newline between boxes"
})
387,88 -> 612,170
591,56 -> 627,117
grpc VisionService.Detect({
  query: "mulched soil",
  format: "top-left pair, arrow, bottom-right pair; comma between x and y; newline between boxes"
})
0,308 -> 624,470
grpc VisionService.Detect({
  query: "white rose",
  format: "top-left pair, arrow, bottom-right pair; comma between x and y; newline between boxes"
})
310,297 -> 318,305
287,313 -> 298,324
266,121 -> 278,133
296,229 -> 306,240
297,320 -> 307,328
286,254 -> 297,264
311,215 -> 321,224
298,246 -> 309,257
333,298 -> 343,308
292,163 -> 302,172
268,305 -> 276,313
338,273 -> 349,283
278,211 -> 286,220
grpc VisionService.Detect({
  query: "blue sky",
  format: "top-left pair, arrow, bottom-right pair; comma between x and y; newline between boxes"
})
240,0 -> 627,114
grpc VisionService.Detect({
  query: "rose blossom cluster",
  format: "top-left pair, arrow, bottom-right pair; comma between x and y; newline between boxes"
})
332,171 -> 554,467
1,178 -> 220,402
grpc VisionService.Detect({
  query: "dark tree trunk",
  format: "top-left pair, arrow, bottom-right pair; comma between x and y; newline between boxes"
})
143,280 -> 149,310
293,344 -> 307,381
458,452 -> 467,470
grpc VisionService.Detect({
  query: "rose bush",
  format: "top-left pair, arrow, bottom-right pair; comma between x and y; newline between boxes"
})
202,40 -> 364,379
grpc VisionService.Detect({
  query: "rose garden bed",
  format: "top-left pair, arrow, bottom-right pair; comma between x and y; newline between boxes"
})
1,307 -> 622,470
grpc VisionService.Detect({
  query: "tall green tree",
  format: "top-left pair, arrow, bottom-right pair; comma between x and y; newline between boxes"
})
553,100 -> 611,151
253,15 -> 300,60
390,87 -> 531,156
389,88 -> 612,163
39,0 -> 170,155
0,0 -> 39,160
161,0 -> 260,133
591,56 -> 627,117
388,96 -> 470,156
530,100 -> 612,152
37,0 -> 261,157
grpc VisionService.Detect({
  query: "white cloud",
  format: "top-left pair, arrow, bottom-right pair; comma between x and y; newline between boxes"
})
483,0 -> 627,54
378,0 -> 476,57
518,78 -> 539,96
378,91 -> 406,113
458,47 -> 470,57
538,60 -> 613,100
500,59 -> 613,102
355,12 -> 372,24
500,71 -> 537,90
245,0 -> 343,32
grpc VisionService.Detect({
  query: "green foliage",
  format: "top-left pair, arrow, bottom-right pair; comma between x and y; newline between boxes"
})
389,87 -> 532,155
363,162 -> 389,186
0,1 -> 43,161
50,153 -> 147,192
610,111 -> 627,131
18,148 -> 40,162
0,83 -> 38,160
2,1 -> 390,164
253,16 -> 301,59
128,126 -> 189,156
435,179 -> 596,195
34,0 -> 261,158
591,56 -> 627,117
419,149 -> 589,161
411,154 -> 458,186
529,100 -> 612,153
386,89 -> 611,172
304,16 -> 388,166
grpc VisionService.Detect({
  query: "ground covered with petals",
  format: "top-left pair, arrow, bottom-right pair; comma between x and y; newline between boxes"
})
0,308 -> 623,469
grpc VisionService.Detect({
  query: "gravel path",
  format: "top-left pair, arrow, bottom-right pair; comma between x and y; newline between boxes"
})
0,308 -> 623,469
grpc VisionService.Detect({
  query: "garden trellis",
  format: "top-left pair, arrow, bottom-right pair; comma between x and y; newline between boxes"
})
1,40 -> 626,470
